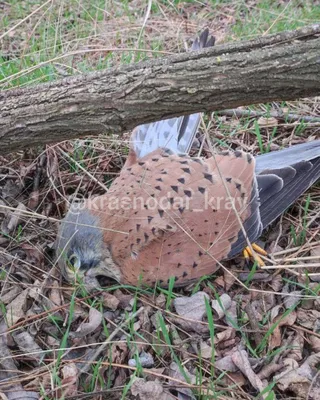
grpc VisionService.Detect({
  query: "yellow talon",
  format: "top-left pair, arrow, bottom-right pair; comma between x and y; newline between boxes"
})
243,244 -> 266,267
252,243 -> 268,256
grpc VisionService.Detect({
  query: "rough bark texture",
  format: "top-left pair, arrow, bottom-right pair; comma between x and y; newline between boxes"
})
1,24 -> 320,154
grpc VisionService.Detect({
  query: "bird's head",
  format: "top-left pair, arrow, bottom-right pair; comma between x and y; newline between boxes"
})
55,203 -> 121,282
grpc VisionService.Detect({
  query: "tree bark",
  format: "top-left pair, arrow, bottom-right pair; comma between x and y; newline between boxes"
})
0,24 -> 320,154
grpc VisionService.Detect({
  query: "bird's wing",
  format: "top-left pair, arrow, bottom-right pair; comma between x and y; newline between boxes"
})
90,148 -> 256,286
229,141 -> 320,256
128,29 -> 215,162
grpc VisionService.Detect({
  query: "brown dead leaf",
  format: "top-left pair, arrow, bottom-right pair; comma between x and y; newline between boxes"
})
57,363 -> 78,398
131,378 -> 173,400
21,244 -> 44,267
173,292 -> 209,321
168,362 -> 196,399
274,354 -> 320,399
1,203 -> 27,234
49,281 -> 62,307
216,327 -> 236,344
12,330 -> 43,365
112,341 -> 128,364
269,311 -> 297,350
72,307 -> 102,338
257,116 -> 278,127
199,341 -> 213,359
232,350 -> 269,398
215,355 -> 238,372
6,288 -> 29,327
297,309 -> 320,330
102,292 -> 120,311
212,293 -> 232,320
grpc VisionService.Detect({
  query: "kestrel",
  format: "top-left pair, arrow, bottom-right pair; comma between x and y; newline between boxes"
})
56,30 -> 320,287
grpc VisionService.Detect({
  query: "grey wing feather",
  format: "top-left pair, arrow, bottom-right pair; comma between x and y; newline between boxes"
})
229,141 -> 320,256
255,140 -> 320,173
131,28 -> 215,159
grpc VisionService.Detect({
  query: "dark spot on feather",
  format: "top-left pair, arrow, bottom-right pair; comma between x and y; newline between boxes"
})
147,216 -> 153,223
193,262 -> 198,268
137,238 -> 141,244
136,224 -> 141,231
152,158 -> 159,162
235,150 -> 242,158
214,231 -> 219,235
168,243 -> 172,247
215,222 -> 219,226
161,171 -> 168,175
182,271 -> 188,278
199,251 -> 203,256
166,225 -> 173,230
194,158 -> 202,164
155,185 -> 161,191
226,177 -> 232,183
182,167 -> 191,174
158,209 -> 164,217
198,187 -> 206,194
144,233 -> 149,242
199,234 -> 203,237
138,162 -> 145,166
169,197 -> 174,205
247,154 -> 253,164
156,177 -> 163,182
127,167 -> 132,171
171,185 -> 179,193
134,211 -> 138,215
184,190 -> 192,198
178,178 -> 185,184
178,207 -> 185,214
204,219 -> 208,223
167,252 -> 171,255
152,227 -> 156,235
229,236 -> 236,242
236,183 -> 241,190
180,160 -> 188,165
204,173 -> 213,183
210,242 -> 213,246
241,192 -> 246,199
177,263 -> 182,268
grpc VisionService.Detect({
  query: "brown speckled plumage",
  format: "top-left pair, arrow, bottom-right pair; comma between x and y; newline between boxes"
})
80,148 -> 255,286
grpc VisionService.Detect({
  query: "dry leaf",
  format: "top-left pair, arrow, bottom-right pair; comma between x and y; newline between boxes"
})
297,309 -> 320,330
102,292 -> 120,311
216,328 -> 235,344
1,203 -> 27,234
6,289 -> 29,327
72,307 -> 102,338
212,293 -> 232,319
232,350 -> 269,399
215,355 -> 238,372
12,331 -> 43,365
131,378 -> 172,400
57,363 -> 78,398
173,292 -> 209,321
257,116 -> 278,127
199,341 -> 213,359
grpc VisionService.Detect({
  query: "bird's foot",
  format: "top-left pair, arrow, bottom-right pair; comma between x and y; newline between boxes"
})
243,243 -> 267,267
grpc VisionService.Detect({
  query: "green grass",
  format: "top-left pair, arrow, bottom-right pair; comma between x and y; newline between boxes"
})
1,0 -> 319,88
1,1 -> 320,399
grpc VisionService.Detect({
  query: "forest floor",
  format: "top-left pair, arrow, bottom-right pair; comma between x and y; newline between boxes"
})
0,1 -> 320,399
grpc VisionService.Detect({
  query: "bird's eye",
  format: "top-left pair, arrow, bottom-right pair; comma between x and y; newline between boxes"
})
68,254 -> 81,270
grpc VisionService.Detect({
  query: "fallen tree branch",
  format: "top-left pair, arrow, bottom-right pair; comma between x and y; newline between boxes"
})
0,24 -> 320,154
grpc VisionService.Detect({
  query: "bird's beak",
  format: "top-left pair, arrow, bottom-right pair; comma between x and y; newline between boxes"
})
84,261 -> 121,283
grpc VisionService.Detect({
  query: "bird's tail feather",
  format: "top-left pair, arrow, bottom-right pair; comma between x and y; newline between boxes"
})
255,140 -> 320,228
130,29 -> 215,159
255,140 -> 320,174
